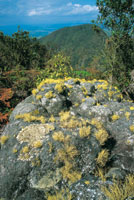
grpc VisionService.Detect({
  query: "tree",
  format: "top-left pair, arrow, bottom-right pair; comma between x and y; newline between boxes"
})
95,0 -> 134,91
0,27 -> 49,71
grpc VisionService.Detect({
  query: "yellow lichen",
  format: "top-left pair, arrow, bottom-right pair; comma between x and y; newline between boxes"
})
111,114 -> 120,121
101,174 -> 134,200
12,148 -> 18,153
55,144 -> 78,162
79,126 -> 91,138
95,129 -> 109,145
48,142 -> 53,153
90,118 -> 103,129
85,181 -> 90,185
21,146 -> 30,153
94,167 -> 106,182
36,95 -> 42,100
45,91 -> 55,99
53,135 -> 80,184
47,188 -> 72,200
52,131 -> 65,142
39,116 -> 46,123
16,124 -> 53,146
129,125 -> 134,132
103,104 -> 108,107
119,108 -> 125,111
82,99 -> 85,102
49,115 -> 56,122
55,83 -> 65,93
31,157 -> 41,167
64,144 -> 78,159
0,135 -> 9,145
15,113 -> 46,123
19,153 -> 30,160
116,94 -> 123,99
60,118 -> 80,129
33,140 -> 43,148
15,113 -> 32,122
97,84 -> 108,90
96,149 -> 109,167
108,90 -> 115,98
74,103 -> 79,107
60,165 -> 81,183
81,87 -> 88,95
125,112 -> 130,120
32,109 -> 39,115
130,106 -> 134,110
59,111 -> 70,122
67,85 -> 73,89
32,89 -> 38,96
41,88 -> 45,91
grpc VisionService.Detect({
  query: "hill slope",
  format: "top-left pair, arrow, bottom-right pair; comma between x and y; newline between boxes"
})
39,24 -> 108,69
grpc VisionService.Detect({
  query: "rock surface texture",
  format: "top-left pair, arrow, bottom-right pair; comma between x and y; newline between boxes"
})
0,78 -> 134,200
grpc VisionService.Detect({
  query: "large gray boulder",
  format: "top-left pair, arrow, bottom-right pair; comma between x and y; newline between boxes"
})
0,78 -> 134,200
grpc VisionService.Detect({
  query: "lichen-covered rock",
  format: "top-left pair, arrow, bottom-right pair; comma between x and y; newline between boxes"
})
0,77 -> 134,200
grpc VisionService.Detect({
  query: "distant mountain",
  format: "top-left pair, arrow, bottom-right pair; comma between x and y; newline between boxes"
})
0,24 -> 61,38
39,24 -> 108,69
0,23 -> 90,38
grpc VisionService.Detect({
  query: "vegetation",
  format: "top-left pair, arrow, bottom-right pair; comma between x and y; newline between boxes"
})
101,174 -> 134,200
1,16 -> 134,130
0,28 -> 51,127
0,28 -> 92,128
35,52 -> 74,86
93,0 -> 134,92
39,24 -> 107,69
0,88 -> 13,128
0,26 -> 49,72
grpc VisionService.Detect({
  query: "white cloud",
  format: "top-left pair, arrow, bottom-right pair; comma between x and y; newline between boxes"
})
74,4 -> 81,7
27,8 -> 52,16
25,1 -> 98,17
68,4 -> 98,15
28,9 -> 37,16
67,2 -> 73,7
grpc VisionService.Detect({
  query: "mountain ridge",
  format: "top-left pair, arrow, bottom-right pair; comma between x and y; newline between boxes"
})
39,24 -> 108,69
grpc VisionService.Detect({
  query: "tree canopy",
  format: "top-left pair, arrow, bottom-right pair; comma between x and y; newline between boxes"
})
0,28 -> 49,72
96,0 -> 134,36
95,0 -> 134,92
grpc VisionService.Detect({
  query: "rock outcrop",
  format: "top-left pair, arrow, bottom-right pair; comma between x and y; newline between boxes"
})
0,78 -> 134,200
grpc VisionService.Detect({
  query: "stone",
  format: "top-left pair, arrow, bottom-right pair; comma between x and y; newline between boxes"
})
0,77 -> 134,200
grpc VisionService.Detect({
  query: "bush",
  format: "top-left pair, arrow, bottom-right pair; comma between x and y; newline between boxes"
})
0,88 -> 13,128
35,52 -> 74,86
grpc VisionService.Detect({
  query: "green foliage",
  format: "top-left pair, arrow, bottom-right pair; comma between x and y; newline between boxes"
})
0,27 -> 49,72
0,28 -> 51,129
97,36 -> 134,89
2,69 -> 40,104
0,69 -> 42,129
35,53 -> 74,86
95,0 -> 134,92
39,24 -> 107,69
71,70 -> 91,79
96,0 -> 134,36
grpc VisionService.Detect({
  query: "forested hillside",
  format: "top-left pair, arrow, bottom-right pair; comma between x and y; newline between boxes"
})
39,24 -> 108,69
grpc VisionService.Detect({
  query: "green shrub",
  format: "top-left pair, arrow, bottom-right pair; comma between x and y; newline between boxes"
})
35,52 -> 74,86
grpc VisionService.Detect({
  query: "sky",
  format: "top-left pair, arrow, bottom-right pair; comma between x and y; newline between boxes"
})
0,0 -> 98,26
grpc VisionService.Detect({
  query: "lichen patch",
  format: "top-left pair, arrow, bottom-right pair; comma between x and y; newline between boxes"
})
16,124 -> 55,146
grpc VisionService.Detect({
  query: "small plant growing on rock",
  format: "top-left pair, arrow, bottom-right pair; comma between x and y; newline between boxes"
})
0,135 -> 9,145
101,174 -> 134,200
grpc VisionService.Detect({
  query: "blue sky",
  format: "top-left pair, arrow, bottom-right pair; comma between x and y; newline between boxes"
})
0,0 -> 98,25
